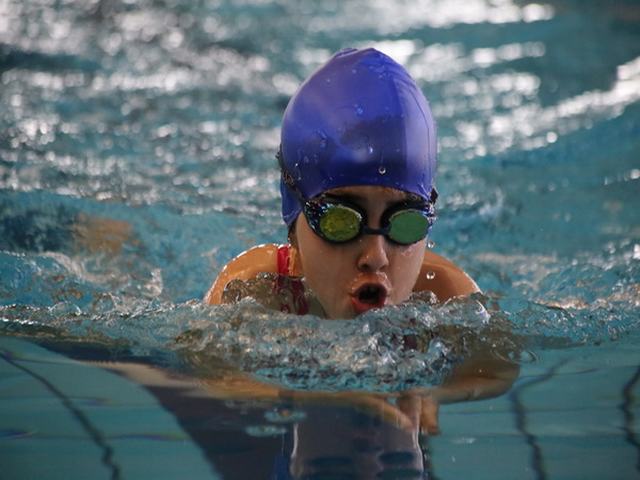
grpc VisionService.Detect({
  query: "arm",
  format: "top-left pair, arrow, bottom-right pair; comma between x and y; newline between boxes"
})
103,359 -> 423,432
396,353 -> 519,435
204,244 -> 280,304
396,320 -> 519,434
431,351 -> 519,404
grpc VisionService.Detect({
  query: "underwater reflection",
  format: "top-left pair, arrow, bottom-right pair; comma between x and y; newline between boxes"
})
103,361 -> 434,479
290,404 -> 427,479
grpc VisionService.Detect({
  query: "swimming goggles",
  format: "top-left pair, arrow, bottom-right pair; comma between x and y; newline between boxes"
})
278,148 -> 437,244
302,195 -> 435,245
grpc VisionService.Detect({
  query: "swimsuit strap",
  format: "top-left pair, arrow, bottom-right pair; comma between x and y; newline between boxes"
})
276,244 -> 291,276
275,244 -> 309,315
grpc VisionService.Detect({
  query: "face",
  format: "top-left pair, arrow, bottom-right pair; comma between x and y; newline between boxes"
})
293,185 -> 427,319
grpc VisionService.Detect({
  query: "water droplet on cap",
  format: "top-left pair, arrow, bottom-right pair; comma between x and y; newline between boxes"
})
368,145 -> 374,155
427,239 -> 436,249
378,166 -> 386,175
425,271 -> 436,280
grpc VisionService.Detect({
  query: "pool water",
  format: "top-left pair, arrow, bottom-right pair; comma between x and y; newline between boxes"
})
1,0 -> 639,478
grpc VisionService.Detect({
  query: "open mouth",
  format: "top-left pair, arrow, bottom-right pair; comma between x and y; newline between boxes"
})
351,283 -> 388,314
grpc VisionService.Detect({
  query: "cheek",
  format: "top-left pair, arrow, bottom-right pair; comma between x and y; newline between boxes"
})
298,245 -> 353,319
390,244 -> 425,294
296,220 -> 347,288
301,245 -> 350,290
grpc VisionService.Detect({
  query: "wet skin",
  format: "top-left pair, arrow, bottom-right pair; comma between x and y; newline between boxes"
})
293,185 -> 426,320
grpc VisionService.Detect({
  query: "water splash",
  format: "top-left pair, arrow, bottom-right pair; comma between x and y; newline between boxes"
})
0,292 -> 515,391
1,261 -> 638,393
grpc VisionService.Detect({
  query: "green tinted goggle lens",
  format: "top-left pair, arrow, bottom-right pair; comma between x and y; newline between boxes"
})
314,203 -> 431,245
318,204 -> 361,242
387,209 -> 430,244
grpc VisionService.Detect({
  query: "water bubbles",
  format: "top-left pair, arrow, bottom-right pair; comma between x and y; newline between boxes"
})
354,104 -> 364,116
245,425 -> 286,438
293,162 -> 302,180
378,166 -> 386,175
427,239 -> 436,249
425,271 -> 436,280
367,145 -> 374,155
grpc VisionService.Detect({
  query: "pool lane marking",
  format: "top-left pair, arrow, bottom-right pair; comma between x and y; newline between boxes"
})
621,364 -> 640,473
0,348 -> 122,480
508,360 -> 568,480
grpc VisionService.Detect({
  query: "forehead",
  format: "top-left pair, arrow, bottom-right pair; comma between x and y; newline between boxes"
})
324,185 -> 412,202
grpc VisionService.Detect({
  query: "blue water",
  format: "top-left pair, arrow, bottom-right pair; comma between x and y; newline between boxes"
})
1,0 -> 639,478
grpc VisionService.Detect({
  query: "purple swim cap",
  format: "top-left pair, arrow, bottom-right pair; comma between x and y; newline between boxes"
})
279,48 -> 437,226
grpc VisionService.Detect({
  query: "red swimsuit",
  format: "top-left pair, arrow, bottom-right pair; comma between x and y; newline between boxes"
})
275,244 -> 309,315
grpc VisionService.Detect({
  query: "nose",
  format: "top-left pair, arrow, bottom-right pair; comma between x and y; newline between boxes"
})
356,234 -> 389,273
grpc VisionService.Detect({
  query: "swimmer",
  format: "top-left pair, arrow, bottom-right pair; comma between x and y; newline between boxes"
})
204,48 -> 518,433
206,48 -> 478,317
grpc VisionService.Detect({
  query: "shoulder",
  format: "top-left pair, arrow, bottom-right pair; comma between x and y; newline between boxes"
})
204,243 -> 280,304
414,250 -> 480,302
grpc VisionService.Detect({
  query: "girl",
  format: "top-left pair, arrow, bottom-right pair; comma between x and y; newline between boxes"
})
206,48 -> 478,317
204,48 -> 517,434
